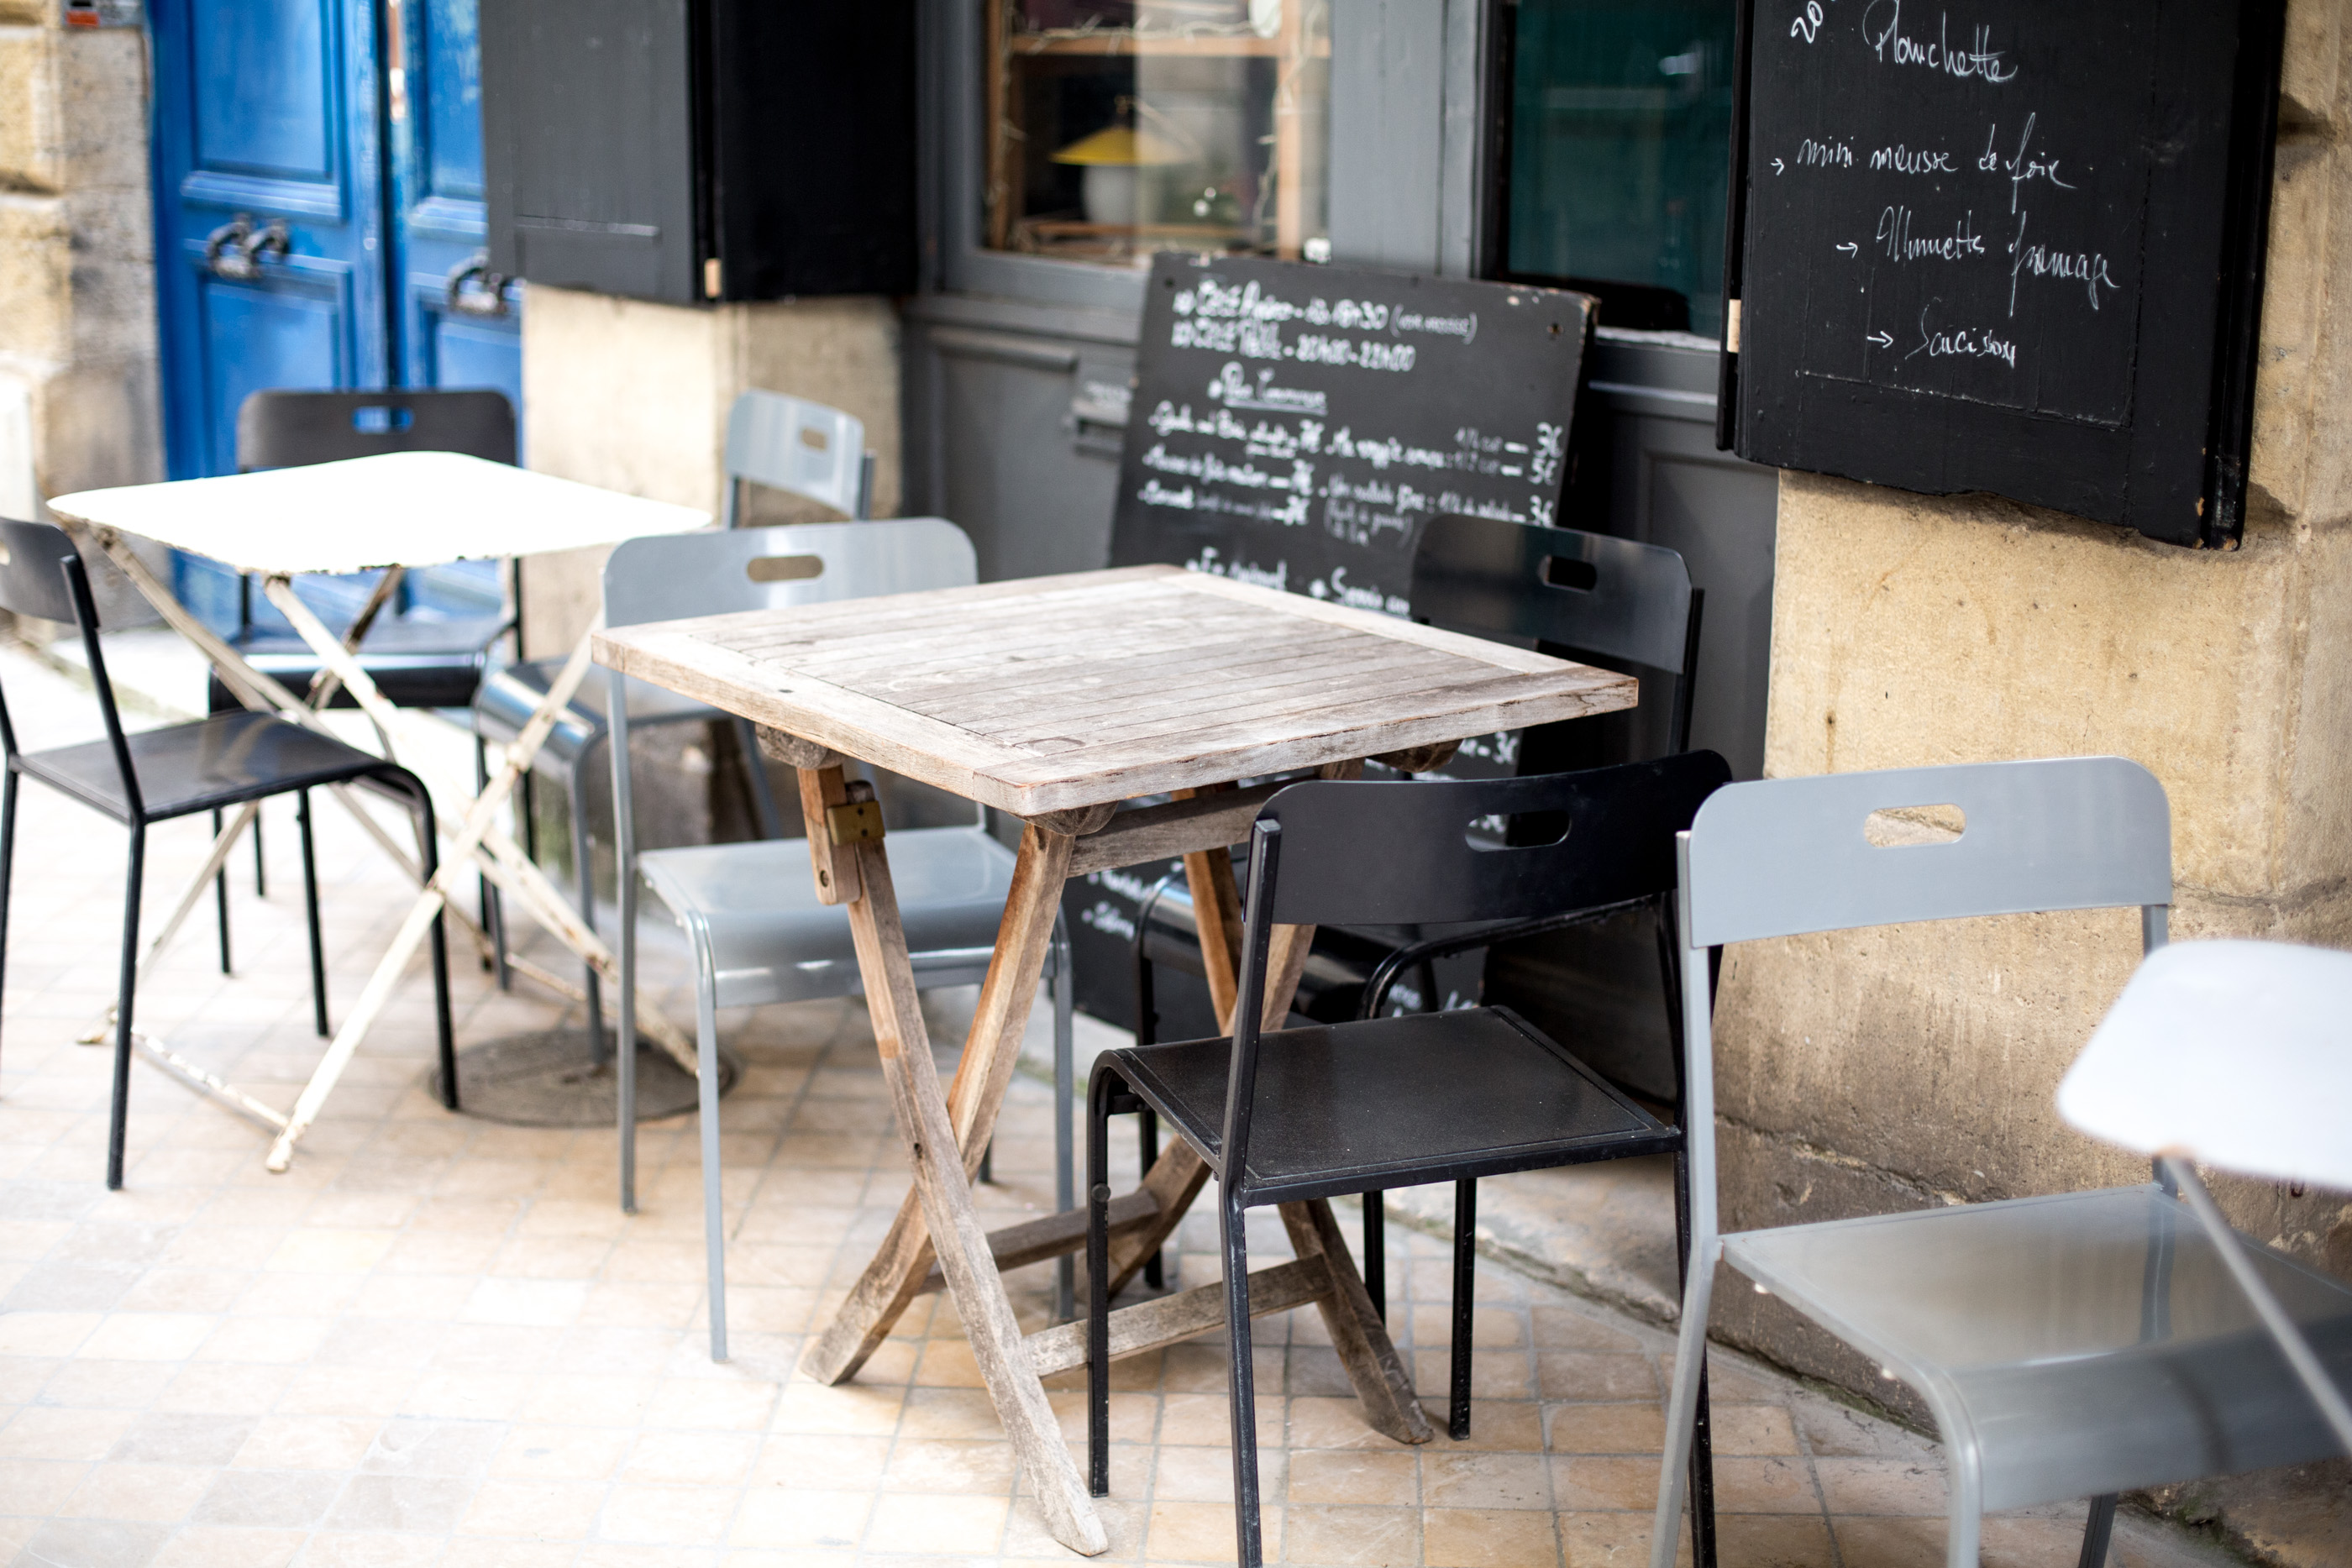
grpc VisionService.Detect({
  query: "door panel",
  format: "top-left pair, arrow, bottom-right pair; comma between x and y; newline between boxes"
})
153,0 -> 386,484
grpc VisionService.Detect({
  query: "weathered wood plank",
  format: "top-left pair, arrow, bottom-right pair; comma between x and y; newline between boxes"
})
593,566 -> 1638,816
795,764 -> 861,905
837,831 -> 1108,1555
916,1190 -> 1163,1295
1026,1256 -> 1333,1378
1282,1198 -> 1434,1445
1067,782 -> 1289,877
800,825 -> 1075,1385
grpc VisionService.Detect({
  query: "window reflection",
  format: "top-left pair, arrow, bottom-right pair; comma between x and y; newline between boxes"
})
984,1 -> 1330,268
1505,0 -> 1736,338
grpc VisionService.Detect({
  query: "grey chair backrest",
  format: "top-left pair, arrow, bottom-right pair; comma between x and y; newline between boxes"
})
1675,755 -> 2174,1249
601,517 -> 976,631
237,389 -> 516,471
1683,757 -> 2173,950
720,390 -> 873,526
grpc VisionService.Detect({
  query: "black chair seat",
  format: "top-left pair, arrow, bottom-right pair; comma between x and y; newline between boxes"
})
1106,1004 -> 1675,1206
18,711 -> 407,825
209,613 -> 508,712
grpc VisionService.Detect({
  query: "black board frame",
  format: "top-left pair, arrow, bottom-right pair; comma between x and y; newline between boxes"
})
1714,0 -> 2287,549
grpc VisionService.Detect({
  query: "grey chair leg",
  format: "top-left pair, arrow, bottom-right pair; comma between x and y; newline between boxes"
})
610,681 -> 639,1215
567,763 -> 605,1064
695,934 -> 728,1362
1053,915 -> 1076,1324
731,716 -> 786,840
2077,1495 -> 2117,1568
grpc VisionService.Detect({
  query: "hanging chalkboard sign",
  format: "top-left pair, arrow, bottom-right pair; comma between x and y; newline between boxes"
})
1721,0 -> 2285,548
1110,255 -> 1594,609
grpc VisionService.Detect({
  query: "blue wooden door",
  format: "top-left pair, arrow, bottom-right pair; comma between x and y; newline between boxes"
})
150,0 -> 520,625
390,0 -> 522,413
150,0 -> 391,487
388,0 -> 518,616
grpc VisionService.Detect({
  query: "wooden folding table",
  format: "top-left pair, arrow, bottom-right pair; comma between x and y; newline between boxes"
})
46,452 -> 709,1169
593,564 -> 1636,1555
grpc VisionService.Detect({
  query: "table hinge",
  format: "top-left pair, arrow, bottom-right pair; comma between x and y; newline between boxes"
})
827,799 -> 885,847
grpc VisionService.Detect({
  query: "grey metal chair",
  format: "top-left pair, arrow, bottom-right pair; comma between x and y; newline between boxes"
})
603,521 -> 1076,1362
718,388 -> 875,526
469,386 -> 875,1047
1651,757 -> 2352,1568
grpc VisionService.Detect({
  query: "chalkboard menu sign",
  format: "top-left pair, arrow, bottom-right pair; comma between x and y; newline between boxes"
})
1724,0 -> 2285,547
1110,255 -> 1594,608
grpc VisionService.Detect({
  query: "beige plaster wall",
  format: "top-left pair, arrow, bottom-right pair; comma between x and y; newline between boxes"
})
1713,0 -> 2352,1555
516,284 -> 902,655
0,8 -> 160,519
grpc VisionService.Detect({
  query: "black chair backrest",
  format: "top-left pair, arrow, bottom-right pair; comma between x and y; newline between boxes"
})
0,517 -> 141,809
237,389 -> 517,471
0,517 -> 87,627
1411,512 -> 1701,757
1256,752 -> 1732,930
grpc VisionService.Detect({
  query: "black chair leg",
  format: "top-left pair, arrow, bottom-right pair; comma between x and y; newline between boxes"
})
1451,1177 -> 1476,1439
1138,1107 -> 1164,1288
210,808 -> 230,974
297,791 -> 328,1036
1087,1063 -> 1118,1496
1221,1192 -> 1267,1568
1362,1188 -> 1384,1321
473,735 -> 498,975
252,807 -> 265,896
979,1141 -> 993,1186
0,768 -> 18,1062
2078,1494 -> 2118,1568
108,826 -> 146,1191
398,778 -> 459,1111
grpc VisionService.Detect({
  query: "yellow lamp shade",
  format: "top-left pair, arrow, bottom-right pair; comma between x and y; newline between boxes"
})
1051,123 -> 1190,167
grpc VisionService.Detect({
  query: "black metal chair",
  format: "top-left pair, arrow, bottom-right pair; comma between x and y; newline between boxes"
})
0,519 -> 455,1190
1088,753 -> 1732,1568
212,388 -> 518,717
1127,515 -> 1708,1295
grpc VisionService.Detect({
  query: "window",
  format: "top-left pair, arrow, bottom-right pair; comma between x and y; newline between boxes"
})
982,1 -> 1330,269
1504,0 -> 1736,338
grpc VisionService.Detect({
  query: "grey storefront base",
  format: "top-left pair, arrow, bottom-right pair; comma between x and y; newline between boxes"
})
902,298 -> 1776,781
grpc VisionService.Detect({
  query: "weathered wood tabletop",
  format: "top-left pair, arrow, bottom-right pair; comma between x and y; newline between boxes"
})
591,564 -> 1635,814
593,564 -> 1638,1556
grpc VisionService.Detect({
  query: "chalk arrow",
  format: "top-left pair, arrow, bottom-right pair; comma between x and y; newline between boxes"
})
1866,330 -> 1894,349
1772,158 -> 1786,174
1836,242 -> 1858,255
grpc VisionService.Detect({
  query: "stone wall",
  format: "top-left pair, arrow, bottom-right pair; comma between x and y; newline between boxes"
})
516,284 -> 902,655
1709,1 -> 2352,1558
0,2 -> 160,520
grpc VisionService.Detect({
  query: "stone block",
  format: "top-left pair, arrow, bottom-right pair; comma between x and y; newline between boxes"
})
0,192 -> 72,360
0,24 -> 60,194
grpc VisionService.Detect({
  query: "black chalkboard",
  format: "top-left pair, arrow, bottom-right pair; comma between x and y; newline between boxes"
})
1110,255 -> 1595,607
1723,0 -> 2285,547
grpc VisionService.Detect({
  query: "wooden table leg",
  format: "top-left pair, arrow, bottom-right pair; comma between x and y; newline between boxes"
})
801,816 -> 1075,1385
831,804 -> 1108,1555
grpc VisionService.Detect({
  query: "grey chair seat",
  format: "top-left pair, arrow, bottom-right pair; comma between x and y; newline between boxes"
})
1724,1183 -> 2352,1515
473,658 -> 719,761
638,826 -> 1021,1009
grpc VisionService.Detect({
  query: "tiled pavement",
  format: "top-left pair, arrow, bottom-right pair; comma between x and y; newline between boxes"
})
0,642 -> 2234,1568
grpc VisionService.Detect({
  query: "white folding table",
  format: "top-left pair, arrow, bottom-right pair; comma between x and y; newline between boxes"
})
47,451 -> 710,1170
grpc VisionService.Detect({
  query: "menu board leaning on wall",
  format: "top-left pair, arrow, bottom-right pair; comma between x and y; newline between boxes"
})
1110,254 -> 1595,613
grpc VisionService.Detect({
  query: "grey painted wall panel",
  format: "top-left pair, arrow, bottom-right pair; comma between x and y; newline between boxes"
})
1329,0 -> 1446,272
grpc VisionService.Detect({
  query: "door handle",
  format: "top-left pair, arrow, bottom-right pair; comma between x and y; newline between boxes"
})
202,214 -> 290,281
445,254 -> 512,318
